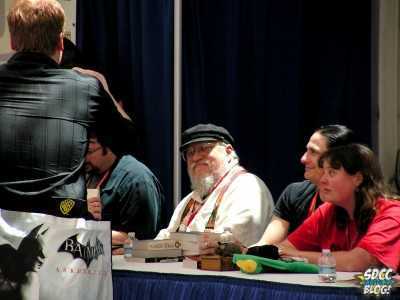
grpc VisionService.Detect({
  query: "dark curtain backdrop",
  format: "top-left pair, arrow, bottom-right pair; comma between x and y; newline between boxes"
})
76,0 -> 372,219
181,0 -> 371,197
76,0 -> 174,225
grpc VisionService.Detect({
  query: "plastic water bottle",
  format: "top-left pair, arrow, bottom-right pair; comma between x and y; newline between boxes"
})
318,249 -> 336,283
123,232 -> 136,259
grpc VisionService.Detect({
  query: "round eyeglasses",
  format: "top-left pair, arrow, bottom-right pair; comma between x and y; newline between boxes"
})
181,142 -> 217,161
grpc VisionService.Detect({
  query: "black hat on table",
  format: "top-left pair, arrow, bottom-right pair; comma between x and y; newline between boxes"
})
180,123 -> 234,151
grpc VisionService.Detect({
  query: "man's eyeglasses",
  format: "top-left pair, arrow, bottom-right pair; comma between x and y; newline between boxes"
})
87,147 -> 102,155
182,142 -> 217,161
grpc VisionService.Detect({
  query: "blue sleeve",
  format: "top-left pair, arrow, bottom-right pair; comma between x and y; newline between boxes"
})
116,175 -> 162,239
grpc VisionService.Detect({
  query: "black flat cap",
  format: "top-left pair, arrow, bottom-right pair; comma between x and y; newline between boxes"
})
180,123 -> 234,151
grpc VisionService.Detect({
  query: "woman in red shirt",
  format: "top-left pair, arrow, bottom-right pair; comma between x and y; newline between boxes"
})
279,144 -> 400,272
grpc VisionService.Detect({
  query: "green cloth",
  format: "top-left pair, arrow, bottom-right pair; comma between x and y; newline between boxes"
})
233,254 -> 319,274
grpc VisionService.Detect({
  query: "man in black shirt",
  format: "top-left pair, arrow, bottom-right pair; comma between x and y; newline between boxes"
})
0,0 -> 134,217
254,125 -> 355,245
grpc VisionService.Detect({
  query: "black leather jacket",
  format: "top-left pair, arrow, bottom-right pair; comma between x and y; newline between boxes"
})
0,52 -> 135,217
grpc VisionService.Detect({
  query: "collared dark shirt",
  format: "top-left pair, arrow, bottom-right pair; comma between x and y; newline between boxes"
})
98,155 -> 163,239
0,52 -> 135,217
273,180 -> 322,233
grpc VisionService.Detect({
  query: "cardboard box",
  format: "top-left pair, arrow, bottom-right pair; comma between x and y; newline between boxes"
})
200,255 -> 236,271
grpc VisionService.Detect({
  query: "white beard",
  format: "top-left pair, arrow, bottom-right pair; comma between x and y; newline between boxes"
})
190,174 -> 216,199
188,154 -> 238,198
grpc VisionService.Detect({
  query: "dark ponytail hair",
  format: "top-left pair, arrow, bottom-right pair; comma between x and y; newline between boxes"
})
316,124 -> 355,149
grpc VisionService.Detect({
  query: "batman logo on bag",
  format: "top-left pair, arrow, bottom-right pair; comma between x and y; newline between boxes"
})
58,234 -> 105,267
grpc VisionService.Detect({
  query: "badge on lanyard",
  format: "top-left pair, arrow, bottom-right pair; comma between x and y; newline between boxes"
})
178,224 -> 187,232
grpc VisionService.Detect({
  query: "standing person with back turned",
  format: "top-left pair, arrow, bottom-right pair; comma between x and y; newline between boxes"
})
0,0 -> 135,217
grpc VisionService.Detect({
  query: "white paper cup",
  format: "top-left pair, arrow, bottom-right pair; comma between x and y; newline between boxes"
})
87,188 -> 100,199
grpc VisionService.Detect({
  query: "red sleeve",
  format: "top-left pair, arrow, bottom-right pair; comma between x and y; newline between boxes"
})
287,203 -> 331,251
356,200 -> 400,271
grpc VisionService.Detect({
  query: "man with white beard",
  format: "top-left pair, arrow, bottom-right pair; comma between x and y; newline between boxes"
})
156,124 -> 274,247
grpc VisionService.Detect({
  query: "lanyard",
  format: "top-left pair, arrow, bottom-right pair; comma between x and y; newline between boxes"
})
205,167 -> 247,230
178,167 -> 247,231
96,170 -> 110,189
186,200 -> 201,226
307,191 -> 319,218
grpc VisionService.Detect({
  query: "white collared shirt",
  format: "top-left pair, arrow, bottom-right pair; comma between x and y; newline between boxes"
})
156,165 -> 274,246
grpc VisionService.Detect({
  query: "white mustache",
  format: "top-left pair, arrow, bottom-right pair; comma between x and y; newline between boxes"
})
190,160 -> 211,171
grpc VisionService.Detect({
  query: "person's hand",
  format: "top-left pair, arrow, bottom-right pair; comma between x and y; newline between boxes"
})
198,234 -> 246,256
112,246 -> 124,256
276,244 -> 300,259
186,255 -> 201,261
112,231 -> 128,256
87,189 -> 102,220
87,196 -> 102,220
199,235 -> 219,255
72,67 -> 107,84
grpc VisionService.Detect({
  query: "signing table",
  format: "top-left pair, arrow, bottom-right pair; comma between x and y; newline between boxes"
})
111,256 -> 396,300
